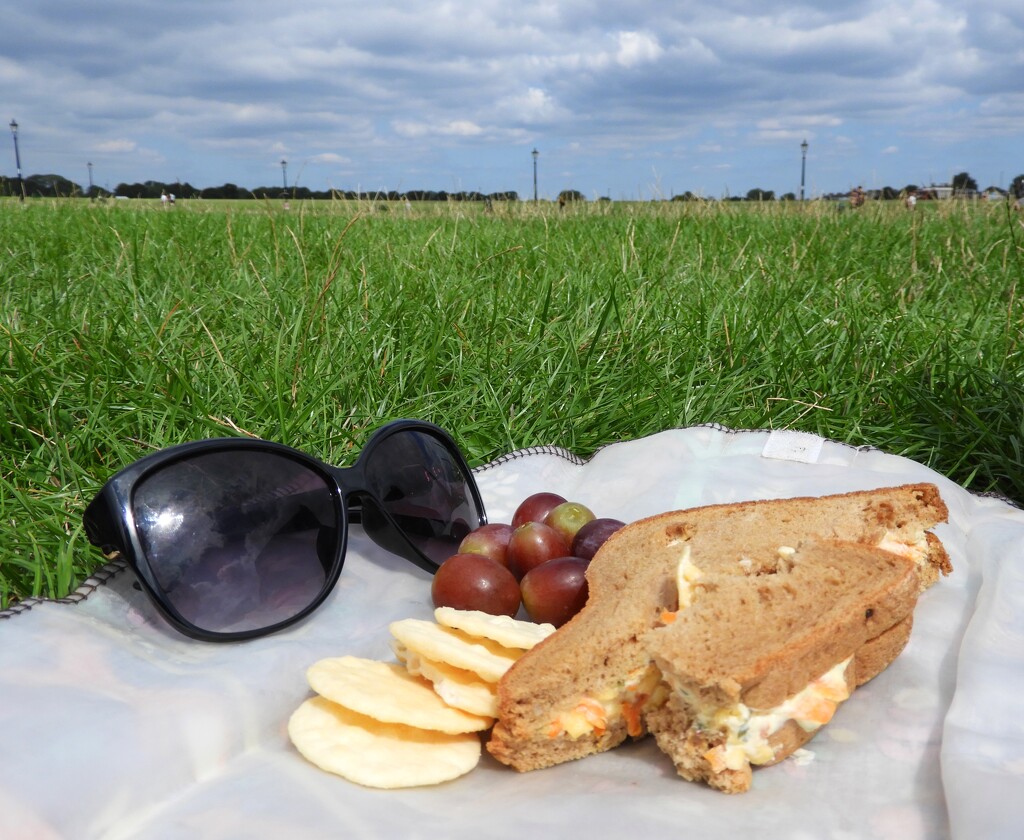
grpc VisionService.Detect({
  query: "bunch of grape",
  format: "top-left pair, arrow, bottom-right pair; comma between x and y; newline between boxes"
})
431,492 -> 626,627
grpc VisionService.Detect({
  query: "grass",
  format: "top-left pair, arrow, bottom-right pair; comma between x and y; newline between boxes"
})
1,196 -> 1022,607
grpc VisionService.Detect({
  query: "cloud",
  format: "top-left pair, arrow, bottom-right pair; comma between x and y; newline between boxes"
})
750,116 -> 843,144
615,31 -> 663,67
309,152 -> 351,164
494,87 -> 571,125
93,140 -> 138,154
392,119 -> 484,138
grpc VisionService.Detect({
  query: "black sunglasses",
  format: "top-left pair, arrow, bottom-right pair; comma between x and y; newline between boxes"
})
83,420 -> 486,642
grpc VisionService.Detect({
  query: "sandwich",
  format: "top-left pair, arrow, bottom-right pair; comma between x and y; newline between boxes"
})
486,483 -> 951,791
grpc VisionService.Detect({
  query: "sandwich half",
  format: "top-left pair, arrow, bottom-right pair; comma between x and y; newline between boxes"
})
486,483 -> 950,788
644,540 -> 918,792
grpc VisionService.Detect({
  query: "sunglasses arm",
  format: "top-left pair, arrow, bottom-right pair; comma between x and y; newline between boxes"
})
83,493 -> 126,558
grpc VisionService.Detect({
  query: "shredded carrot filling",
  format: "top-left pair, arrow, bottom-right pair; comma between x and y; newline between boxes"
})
621,695 -> 647,738
660,610 -> 678,624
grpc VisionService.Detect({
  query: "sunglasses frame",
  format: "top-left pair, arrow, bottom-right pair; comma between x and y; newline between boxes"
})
83,419 -> 487,642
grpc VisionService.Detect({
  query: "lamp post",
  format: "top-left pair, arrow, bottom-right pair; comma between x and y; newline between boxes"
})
800,139 -> 808,201
281,159 -> 287,191
531,147 -> 539,202
87,161 -> 94,197
9,119 -> 24,202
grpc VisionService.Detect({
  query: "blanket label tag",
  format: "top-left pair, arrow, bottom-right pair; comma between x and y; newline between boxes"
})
762,430 -> 825,464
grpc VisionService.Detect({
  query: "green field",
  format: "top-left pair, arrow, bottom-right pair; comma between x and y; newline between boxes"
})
1,196 -> 1022,607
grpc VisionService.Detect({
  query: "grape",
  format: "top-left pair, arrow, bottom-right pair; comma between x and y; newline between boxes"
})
543,501 -> 595,546
431,553 -> 521,617
571,518 -> 626,561
511,492 -> 568,529
458,523 -> 514,568
520,557 -> 589,627
506,521 -> 570,581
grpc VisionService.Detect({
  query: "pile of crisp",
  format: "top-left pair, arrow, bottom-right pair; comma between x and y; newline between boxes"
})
288,608 -> 554,788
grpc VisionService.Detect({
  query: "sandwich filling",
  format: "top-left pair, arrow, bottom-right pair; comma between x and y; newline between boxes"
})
674,545 -> 702,608
545,664 -> 666,740
877,531 -> 929,564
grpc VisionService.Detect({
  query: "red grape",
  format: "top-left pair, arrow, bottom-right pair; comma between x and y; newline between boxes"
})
431,553 -> 521,617
543,501 -> 595,546
520,557 -> 590,627
506,521 -> 570,580
511,492 -> 568,529
571,518 -> 626,561
458,523 -> 514,568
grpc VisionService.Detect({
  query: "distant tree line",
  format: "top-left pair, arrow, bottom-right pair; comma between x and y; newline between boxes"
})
0,173 -> 97,198
670,172 -> 1024,203
3,170 -> 1022,203
0,175 -> 519,203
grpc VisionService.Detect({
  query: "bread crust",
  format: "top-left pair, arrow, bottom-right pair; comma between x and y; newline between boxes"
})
852,613 -> 914,686
486,484 -> 949,780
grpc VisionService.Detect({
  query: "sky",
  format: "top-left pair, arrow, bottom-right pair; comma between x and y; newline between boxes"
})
3,0 -> 1023,200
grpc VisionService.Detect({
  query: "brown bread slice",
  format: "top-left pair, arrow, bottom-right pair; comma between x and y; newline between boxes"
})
644,540 -> 919,793
486,483 -> 949,775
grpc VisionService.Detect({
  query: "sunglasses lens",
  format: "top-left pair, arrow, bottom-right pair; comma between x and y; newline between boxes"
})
362,430 -> 481,565
131,450 -> 342,634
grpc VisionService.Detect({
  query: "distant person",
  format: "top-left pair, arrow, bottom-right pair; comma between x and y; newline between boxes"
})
905,190 -> 917,210
850,186 -> 865,208
169,193 -> 176,206
160,191 -> 169,208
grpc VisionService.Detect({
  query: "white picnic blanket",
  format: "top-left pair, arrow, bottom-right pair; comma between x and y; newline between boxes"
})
1,426 -> 1021,839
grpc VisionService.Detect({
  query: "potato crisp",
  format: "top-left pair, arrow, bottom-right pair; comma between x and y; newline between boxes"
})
288,696 -> 481,789
307,655 -> 492,733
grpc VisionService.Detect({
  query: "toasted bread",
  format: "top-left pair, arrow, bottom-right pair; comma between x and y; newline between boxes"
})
486,484 -> 950,786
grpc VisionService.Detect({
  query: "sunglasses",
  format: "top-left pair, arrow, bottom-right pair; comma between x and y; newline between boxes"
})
83,420 -> 486,642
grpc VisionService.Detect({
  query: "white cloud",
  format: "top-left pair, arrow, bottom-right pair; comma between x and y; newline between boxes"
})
615,31 -> 663,67
494,87 -> 570,125
310,152 -> 350,164
751,116 -> 842,144
392,119 -> 484,138
444,120 -> 484,137
93,139 -> 137,153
